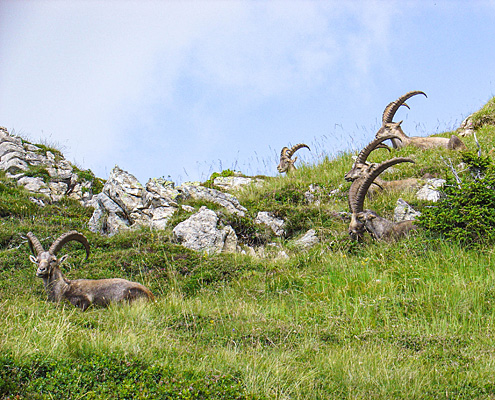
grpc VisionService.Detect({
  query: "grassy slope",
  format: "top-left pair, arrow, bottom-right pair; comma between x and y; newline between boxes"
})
2,99 -> 495,399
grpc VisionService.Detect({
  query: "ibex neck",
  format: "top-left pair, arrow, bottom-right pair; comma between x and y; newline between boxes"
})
366,214 -> 394,240
43,268 -> 70,302
391,134 -> 408,149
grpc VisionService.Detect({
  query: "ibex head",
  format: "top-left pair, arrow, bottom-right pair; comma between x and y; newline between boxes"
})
375,121 -> 407,141
348,157 -> 414,239
277,143 -> 310,173
27,231 -> 90,277
344,135 -> 401,181
375,91 -> 427,142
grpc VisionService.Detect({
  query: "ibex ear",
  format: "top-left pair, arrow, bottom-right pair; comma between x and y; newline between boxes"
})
29,255 -> 38,264
397,120 -> 403,126
59,254 -> 70,264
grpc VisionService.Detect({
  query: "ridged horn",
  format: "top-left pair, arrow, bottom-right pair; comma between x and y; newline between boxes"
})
354,135 -> 402,165
348,179 -> 383,213
49,231 -> 90,259
285,143 -> 310,158
382,91 -> 427,124
351,157 -> 415,213
26,232 -> 44,256
280,147 -> 291,158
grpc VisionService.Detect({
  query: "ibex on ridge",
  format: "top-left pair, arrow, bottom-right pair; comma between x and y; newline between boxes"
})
27,231 -> 154,310
376,91 -> 467,151
277,143 -> 310,173
348,157 -> 417,241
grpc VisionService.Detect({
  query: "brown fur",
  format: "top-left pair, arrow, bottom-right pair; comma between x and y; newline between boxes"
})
355,210 -> 417,241
27,231 -> 154,310
376,122 -> 467,151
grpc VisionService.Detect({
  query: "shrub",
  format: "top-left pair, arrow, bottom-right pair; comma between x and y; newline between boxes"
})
417,152 -> 495,245
0,353 -> 252,399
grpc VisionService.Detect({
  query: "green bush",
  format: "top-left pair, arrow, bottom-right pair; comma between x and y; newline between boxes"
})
417,152 -> 495,245
0,353 -> 252,399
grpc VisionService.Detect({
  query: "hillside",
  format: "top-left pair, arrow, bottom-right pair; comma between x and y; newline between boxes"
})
1,96 -> 495,399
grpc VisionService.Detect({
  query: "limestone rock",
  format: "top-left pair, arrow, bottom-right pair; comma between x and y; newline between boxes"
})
88,192 -> 130,236
178,183 -> 247,216
293,229 -> 319,249
0,156 -> 28,174
145,178 -> 180,207
103,165 -> 147,216
17,176 -> 48,193
457,114 -> 475,137
304,184 -> 322,205
255,211 -> 285,236
416,178 -> 446,202
213,176 -> 263,191
394,198 -> 421,222
172,206 -> 238,254
150,206 -> 177,230
48,181 -> 69,202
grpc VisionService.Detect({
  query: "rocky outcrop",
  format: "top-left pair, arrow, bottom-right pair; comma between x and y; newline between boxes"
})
88,166 -> 250,236
0,127 -> 96,205
172,206 -> 238,254
88,166 -> 179,235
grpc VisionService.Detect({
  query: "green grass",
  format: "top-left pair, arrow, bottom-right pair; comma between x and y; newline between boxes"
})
2,99 -> 495,399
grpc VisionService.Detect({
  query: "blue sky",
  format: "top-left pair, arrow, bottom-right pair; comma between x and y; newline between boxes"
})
1,1 -> 495,185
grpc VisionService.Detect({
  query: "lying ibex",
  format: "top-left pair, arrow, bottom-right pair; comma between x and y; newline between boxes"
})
376,91 -> 467,151
348,157 -> 417,240
27,231 -> 154,310
345,135 -> 422,194
277,143 -> 310,173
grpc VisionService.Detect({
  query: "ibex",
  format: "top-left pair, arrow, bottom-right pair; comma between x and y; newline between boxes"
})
376,91 -> 467,151
348,157 -> 417,241
277,143 -> 310,173
345,135 -> 422,194
27,231 -> 154,310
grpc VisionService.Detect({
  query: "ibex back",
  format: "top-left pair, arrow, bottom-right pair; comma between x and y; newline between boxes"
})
27,231 -> 154,310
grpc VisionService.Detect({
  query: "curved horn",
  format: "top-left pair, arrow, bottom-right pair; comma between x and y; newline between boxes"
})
49,231 -> 90,259
382,91 -> 427,124
352,157 -> 415,213
280,147 -> 291,158
355,134 -> 402,164
286,143 -> 310,158
26,232 -> 44,256
348,179 -> 361,213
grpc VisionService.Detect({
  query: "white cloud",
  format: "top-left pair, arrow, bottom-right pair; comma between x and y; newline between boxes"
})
0,0 -> 401,182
